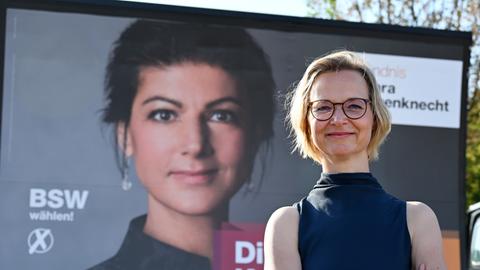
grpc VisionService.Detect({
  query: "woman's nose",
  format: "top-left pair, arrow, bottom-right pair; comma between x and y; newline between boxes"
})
330,105 -> 348,123
181,117 -> 213,158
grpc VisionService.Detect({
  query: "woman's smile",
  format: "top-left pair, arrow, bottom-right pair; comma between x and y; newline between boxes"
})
325,131 -> 355,138
169,168 -> 219,185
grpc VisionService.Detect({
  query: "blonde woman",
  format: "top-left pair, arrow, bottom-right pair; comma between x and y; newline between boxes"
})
264,50 -> 446,270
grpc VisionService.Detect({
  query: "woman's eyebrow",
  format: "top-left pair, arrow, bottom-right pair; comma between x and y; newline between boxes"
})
142,95 -> 182,108
206,97 -> 243,108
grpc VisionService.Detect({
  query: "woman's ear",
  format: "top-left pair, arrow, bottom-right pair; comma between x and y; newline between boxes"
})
117,122 -> 134,157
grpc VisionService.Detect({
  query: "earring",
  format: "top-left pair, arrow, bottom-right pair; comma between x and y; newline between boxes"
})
121,158 -> 132,191
246,180 -> 255,192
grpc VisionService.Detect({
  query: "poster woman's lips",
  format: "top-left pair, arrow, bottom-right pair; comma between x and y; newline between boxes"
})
169,169 -> 218,184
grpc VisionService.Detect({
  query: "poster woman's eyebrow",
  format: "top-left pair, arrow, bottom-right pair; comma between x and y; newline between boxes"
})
142,96 -> 182,108
206,97 -> 243,108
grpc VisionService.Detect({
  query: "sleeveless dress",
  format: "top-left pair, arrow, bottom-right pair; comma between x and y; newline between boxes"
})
295,173 -> 411,269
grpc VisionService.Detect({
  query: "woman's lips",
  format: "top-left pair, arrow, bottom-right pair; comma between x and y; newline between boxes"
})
169,169 -> 218,184
326,132 -> 354,138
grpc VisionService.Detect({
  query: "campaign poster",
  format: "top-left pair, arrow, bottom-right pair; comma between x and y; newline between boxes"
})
0,4 -> 467,270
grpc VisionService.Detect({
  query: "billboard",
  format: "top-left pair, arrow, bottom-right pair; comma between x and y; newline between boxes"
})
0,0 -> 470,269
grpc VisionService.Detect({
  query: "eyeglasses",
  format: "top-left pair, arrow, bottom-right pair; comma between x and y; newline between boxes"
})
309,98 -> 370,121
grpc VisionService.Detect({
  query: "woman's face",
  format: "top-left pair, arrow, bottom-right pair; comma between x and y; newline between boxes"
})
308,70 -> 374,162
122,62 -> 255,216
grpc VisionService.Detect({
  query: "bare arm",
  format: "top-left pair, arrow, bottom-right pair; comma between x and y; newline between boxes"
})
407,201 -> 446,270
264,206 -> 302,270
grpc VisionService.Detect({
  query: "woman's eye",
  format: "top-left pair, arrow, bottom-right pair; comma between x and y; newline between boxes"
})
148,109 -> 177,122
315,106 -> 332,113
347,104 -> 363,110
209,110 -> 238,123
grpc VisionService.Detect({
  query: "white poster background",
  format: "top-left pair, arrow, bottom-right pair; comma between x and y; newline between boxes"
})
361,53 -> 463,129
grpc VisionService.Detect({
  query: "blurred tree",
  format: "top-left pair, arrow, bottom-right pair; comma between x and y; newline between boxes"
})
306,0 -> 480,206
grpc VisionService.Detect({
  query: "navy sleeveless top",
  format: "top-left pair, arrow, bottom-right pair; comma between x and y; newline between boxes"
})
295,173 -> 411,269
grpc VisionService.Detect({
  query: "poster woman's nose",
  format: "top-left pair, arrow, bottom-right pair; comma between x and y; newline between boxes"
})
181,117 -> 214,158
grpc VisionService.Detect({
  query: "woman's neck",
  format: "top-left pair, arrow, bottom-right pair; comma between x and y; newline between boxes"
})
143,195 -> 226,260
321,152 -> 370,173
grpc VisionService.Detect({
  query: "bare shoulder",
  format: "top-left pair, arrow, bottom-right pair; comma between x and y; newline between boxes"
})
406,201 -> 439,232
264,206 -> 301,270
265,206 -> 299,239
268,206 -> 299,225
406,201 -> 446,269
407,201 -> 436,216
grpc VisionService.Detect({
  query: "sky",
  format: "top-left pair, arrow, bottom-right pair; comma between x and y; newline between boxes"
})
120,0 -> 310,17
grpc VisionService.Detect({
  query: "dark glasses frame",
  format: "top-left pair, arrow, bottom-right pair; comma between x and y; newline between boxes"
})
308,98 -> 371,121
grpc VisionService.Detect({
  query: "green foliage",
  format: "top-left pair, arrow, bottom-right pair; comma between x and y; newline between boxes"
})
307,0 -> 480,207
306,0 -> 338,19
467,85 -> 480,206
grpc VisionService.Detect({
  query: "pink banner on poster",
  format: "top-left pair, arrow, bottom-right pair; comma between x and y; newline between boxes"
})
213,223 -> 265,270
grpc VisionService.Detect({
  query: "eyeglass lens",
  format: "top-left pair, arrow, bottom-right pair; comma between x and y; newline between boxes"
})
310,98 -> 368,120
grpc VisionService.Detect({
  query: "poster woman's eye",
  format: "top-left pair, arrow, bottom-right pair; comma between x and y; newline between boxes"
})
208,110 -> 238,124
148,109 -> 177,122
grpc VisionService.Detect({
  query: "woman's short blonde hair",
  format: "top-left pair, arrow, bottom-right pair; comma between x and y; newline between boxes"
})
286,50 -> 391,163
